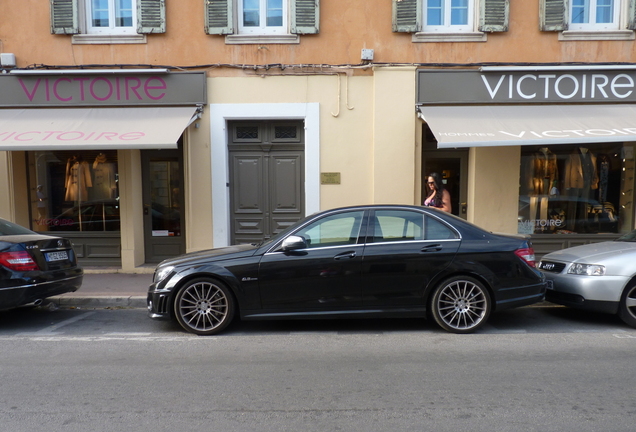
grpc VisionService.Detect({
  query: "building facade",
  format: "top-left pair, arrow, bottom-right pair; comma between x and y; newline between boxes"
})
1,0 -> 635,270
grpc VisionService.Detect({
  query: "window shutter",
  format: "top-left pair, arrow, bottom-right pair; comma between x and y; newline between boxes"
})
205,0 -> 234,34
392,0 -> 419,33
479,0 -> 509,32
628,0 -> 636,30
137,0 -> 166,33
539,0 -> 568,31
291,0 -> 319,34
50,0 -> 79,34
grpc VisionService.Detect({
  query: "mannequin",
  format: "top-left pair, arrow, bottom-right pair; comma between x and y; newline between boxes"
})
528,147 -> 558,232
564,147 -> 598,232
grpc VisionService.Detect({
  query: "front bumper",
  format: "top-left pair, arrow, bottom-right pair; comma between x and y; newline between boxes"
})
542,272 -> 628,313
147,282 -> 173,320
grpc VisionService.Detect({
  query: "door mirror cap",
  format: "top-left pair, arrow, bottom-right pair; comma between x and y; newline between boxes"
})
281,235 -> 307,251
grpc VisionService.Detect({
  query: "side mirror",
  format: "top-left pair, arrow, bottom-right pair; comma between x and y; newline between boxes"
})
281,235 -> 307,251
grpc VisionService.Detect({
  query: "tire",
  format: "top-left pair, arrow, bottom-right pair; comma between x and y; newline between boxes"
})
173,278 -> 235,335
431,276 -> 491,334
618,282 -> 636,328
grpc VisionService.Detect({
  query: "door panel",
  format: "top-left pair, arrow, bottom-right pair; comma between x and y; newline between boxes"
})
229,121 -> 304,245
258,210 -> 366,311
361,210 -> 460,307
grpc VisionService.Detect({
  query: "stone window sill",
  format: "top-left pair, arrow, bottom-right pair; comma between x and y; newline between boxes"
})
72,34 -> 147,45
559,30 -> 635,41
225,34 -> 300,45
412,32 -> 487,43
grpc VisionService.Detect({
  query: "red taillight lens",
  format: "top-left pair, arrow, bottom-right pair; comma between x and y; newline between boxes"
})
0,251 -> 39,271
514,247 -> 536,268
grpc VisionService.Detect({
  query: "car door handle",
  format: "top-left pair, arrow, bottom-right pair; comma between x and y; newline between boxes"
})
334,251 -> 357,260
421,244 -> 442,252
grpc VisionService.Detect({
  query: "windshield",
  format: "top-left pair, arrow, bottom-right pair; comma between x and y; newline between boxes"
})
615,230 -> 636,242
0,219 -> 36,236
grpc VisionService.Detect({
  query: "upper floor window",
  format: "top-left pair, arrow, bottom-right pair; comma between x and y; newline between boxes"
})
238,0 -> 288,35
205,0 -> 319,43
570,0 -> 620,30
86,0 -> 137,35
392,0 -> 509,42
424,0 -> 475,32
51,0 -> 165,41
539,0 -> 635,40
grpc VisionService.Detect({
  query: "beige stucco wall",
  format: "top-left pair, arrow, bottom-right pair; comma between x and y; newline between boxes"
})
205,67 -> 417,213
468,146 -> 521,234
183,121 -> 214,253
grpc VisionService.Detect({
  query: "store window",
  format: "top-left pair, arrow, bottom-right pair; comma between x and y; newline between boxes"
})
518,143 -> 635,235
28,150 -> 120,232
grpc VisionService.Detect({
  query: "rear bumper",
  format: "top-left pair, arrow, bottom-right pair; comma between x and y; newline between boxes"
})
0,272 -> 83,310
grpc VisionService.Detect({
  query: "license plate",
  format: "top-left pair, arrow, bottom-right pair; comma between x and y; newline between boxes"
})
545,279 -> 554,290
46,251 -> 68,262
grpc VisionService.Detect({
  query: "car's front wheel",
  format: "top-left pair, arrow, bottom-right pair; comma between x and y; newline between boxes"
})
173,278 -> 235,335
618,282 -> 636,328
431,276 -> 491,334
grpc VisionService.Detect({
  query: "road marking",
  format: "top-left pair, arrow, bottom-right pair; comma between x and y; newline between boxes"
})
0,335 -> 196,342
16,311 -> 96,336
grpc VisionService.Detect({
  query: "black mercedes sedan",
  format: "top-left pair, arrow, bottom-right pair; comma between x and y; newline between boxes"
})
0,218 -> 83,310
148,205 -> 545,335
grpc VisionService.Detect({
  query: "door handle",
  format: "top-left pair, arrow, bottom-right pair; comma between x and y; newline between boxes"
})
334,251 -> 356,260
421,244 -> 442,252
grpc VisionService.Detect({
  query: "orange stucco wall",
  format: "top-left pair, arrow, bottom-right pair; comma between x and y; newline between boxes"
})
0,1 -> 633,71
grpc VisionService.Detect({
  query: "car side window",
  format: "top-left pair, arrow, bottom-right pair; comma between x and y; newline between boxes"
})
294,211 -> 365,248
372,210 -> 424,243
425,215 -> 458,240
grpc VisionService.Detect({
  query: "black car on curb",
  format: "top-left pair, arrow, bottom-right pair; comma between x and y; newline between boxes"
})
148,205 -> 545,335
0,218 -> 83,310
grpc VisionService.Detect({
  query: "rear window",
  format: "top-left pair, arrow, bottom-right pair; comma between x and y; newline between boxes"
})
0,219 -> 36,236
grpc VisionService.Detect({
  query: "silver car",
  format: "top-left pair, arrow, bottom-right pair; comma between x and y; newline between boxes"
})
538,230 -> 636,328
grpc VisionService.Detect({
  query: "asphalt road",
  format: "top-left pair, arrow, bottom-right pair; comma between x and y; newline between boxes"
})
1,305 -> 635,432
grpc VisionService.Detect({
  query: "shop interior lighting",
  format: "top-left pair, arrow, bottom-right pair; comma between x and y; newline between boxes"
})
480,65 -> 636,72
9,69 -> 169,75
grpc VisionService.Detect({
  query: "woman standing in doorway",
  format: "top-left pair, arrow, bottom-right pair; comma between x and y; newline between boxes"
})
423,172 -> 452,213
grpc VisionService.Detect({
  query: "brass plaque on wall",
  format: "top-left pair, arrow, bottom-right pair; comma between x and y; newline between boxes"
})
321,172 -> 341,185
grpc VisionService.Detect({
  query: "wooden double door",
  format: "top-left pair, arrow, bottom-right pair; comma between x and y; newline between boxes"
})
228,121 -> 305,245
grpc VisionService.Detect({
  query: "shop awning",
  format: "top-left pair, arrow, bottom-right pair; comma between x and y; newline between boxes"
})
0,106 -> 198,150
417,104 -> 636,148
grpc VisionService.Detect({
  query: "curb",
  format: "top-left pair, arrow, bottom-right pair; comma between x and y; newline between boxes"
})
49,295 -> 147,309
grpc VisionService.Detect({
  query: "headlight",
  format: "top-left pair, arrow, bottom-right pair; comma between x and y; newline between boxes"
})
567,263 -> 605,276
154,265 -> 174,283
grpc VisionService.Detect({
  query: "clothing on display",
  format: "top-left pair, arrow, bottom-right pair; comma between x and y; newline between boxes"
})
92,153 -> 117,200
64,156 -> 92,202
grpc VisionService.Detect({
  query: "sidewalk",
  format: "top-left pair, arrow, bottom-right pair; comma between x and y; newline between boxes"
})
49,269 -> 154,309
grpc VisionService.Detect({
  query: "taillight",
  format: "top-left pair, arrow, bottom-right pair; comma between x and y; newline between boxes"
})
515,247 -> 536,267
0,251 -> 40,271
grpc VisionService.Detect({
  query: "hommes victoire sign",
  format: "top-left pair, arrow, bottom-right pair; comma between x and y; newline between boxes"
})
417,69 -> 636,105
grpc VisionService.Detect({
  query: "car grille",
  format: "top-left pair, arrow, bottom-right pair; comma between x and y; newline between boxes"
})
538,261 -> 566,273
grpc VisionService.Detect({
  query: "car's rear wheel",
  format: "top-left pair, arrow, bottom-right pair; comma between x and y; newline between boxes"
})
174,278 -> 235,335
431,276 -> 491,334
618,282 -> 636,328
